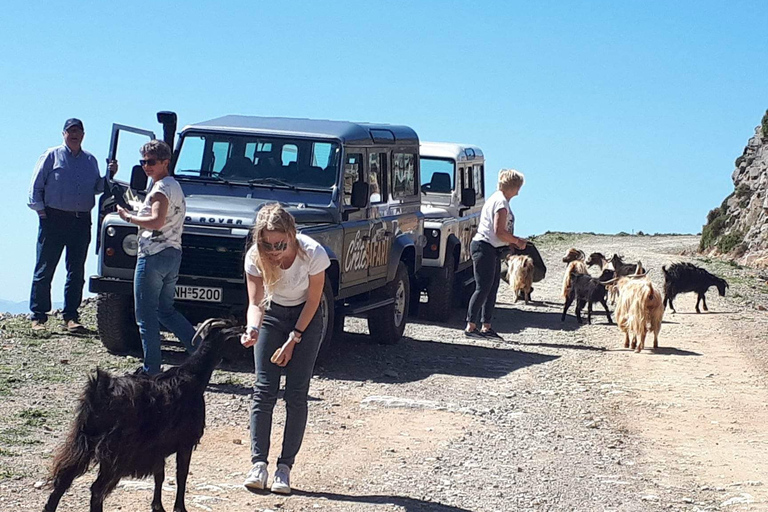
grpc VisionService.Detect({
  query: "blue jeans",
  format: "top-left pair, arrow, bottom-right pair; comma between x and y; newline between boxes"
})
250,302 -> 323,468
134,247 -> 196,374
30,209 -> 91,323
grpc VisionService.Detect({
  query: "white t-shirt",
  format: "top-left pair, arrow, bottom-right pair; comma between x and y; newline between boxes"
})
244,233 -> 331,306
473,190 -> 514,248
137,177 -> 186,257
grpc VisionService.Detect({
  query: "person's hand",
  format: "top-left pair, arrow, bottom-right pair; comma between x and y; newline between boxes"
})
240,327 -> 259,348
116,205 -> 133,222
37,210 -> 47,220
271,332 -> 300,366
107,159 -> 118,177
515,237 -> 528,250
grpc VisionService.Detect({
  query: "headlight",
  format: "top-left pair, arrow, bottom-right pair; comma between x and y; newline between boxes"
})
431,229 -> 440,238
106,226 -> 116,237
122,234 -> 138,256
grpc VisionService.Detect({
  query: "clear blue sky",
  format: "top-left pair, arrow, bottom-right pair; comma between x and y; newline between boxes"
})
0,1 -> 766,304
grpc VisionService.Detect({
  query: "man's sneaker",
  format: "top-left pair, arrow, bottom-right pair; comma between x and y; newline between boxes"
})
243,462 -> 268,490
65,320 -> 87,334
31,320 -> 46,331
270,463 -> 291,494
464,329 -> 484,339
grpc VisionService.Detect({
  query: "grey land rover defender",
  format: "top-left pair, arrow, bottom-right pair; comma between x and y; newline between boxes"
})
90,112 -> 425,356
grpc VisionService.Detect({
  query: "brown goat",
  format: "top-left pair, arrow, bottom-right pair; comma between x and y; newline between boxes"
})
613,276 -> 664,352
561,248 -> 588,299
506,255 -> 535,304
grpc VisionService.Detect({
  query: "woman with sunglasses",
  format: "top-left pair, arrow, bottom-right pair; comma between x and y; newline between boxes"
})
241,203 -> 330,494
115,140 -> 196,375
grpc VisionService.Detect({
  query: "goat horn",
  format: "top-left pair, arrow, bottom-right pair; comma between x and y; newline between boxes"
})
600,277 -> 619,285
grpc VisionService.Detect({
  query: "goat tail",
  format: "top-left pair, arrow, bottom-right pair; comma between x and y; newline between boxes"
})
48,370 -> 109,484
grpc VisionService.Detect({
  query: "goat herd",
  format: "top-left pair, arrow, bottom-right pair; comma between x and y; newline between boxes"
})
38,253 -> 730,512
504,248 -> 729,353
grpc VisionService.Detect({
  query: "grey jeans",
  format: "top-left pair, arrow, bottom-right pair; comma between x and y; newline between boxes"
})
250,301 -> 323,468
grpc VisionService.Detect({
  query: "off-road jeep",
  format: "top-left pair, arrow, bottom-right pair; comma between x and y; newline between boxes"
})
417,142 -> 485,321
90,112 -> 424,355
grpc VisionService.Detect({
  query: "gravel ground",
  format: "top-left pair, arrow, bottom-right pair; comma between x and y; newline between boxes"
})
1,233 -> 768,511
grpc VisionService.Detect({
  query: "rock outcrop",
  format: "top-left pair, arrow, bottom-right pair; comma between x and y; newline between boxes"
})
700,110 -> 768,268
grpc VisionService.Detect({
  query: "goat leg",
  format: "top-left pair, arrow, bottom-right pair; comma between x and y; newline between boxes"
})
575,299 -> 584,324
89,466 -> 121,512
152,463 -> 166,512
695,294 -> 702,313
701,293 -> 709,312
561,294 -> 574,322
173,447 -> 193,512
623,331 -> 630,349
600,299 -> 613,324
586,302 -> 593,325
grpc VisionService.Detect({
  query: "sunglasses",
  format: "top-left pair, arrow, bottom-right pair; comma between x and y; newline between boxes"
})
140,158 -> 163,167
259,239 -> 289,252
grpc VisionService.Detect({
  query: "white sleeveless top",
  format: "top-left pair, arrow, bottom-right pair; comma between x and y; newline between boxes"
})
473,190 -> 514,248
137,176 -> 186,257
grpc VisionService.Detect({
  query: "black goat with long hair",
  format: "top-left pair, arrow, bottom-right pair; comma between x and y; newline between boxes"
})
561,269 -> 615,325
43,318 -> 241,512
662,262 -> 728,313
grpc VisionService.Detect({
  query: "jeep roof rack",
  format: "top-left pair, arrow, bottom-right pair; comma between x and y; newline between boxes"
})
185,115 -> 419,146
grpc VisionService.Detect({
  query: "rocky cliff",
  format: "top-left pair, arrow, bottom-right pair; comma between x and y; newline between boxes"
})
700,110 -> 768,267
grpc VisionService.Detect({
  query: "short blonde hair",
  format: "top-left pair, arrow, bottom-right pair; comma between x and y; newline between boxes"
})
498,169 -> 524,192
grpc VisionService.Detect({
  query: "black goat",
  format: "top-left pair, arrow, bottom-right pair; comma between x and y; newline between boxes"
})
587,252 -> 643,277
43,318 -> 241,512
561,269 -> 615,324
662,263 -> 728,313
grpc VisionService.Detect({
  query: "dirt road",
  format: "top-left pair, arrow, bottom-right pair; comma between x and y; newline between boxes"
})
2,234 -> 767,511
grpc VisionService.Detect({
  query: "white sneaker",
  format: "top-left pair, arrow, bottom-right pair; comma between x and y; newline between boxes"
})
243,462 -> 268,490
271,463 -> 291,494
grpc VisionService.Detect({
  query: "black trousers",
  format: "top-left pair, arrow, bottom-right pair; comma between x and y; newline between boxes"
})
466,240 -> 503,325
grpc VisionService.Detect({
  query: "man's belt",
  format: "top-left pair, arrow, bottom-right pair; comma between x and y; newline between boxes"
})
47,207 -> 90,218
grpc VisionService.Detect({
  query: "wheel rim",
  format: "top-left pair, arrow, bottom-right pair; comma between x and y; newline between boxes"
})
394,279 -> 406,327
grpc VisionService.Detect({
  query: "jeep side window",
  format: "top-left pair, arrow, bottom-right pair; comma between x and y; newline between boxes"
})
369,152 -> 387,204
419,157 -> 454,193
473,164 -> 484,199
343,153 -> 364,206
392,152 -> 416,199
211,141 -> 230,175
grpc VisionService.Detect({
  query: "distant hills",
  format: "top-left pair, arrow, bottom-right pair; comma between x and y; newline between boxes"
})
0,300 -> 62,315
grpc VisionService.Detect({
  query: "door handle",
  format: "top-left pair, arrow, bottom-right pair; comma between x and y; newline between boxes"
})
361,235 -> 371,241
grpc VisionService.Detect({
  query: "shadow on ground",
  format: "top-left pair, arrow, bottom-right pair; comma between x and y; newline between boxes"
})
315,333 -> 558,384
292,489 -> 474,511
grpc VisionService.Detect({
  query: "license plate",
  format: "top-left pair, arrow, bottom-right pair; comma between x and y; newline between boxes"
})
174,285 -> 222,303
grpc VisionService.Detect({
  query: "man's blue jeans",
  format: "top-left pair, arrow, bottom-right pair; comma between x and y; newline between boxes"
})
30,209 -> 91,323
134,247 -> 196,374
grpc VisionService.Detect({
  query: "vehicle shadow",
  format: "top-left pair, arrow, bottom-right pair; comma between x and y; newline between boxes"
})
291,489 -> 473,511
315,333 -> 558,384
494,309 -> 612,334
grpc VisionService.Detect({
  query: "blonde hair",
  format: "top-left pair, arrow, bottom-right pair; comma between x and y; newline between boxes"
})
498,168 -> 524,192
248,203 -> 307,307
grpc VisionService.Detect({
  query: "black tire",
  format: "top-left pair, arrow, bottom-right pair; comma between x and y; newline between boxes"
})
96,293 -> 141,354
316,277 -> 337,361
424,249 -> 455,322
368,262 -> 410,345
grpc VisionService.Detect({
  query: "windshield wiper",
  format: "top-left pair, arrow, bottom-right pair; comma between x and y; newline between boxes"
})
247,177 -> 297,190
177,174 -> 232,185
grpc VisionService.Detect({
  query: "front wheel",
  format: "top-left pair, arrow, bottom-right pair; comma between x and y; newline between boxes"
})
368,262 -> 410,345
316,277 -> 337,361
96,293 -> 141,354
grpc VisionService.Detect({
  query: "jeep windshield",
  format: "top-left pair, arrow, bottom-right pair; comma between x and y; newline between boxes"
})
174,132 -> 340,190
420,157 -> 455,195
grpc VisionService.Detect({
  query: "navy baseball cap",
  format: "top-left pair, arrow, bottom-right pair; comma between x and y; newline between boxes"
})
63,118 -> 84,131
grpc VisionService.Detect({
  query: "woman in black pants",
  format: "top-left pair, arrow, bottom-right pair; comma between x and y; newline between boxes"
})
465,169 -> 527,339
240,204 -> 330,494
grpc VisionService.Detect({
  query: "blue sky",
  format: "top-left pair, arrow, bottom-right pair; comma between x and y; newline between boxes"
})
0,1 -> 766,304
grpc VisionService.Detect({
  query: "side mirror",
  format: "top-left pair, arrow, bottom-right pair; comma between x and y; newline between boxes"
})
130,164 -> 148,191
351,181 -> 369,209
461,187 -> 476,207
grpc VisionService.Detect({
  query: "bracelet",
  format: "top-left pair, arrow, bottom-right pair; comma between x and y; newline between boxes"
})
293,327 -> 304,335
247,325 -> 260,334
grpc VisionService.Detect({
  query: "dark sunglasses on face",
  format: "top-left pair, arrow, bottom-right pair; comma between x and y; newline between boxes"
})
259,239 -> 289,252
140,158 -> 162,167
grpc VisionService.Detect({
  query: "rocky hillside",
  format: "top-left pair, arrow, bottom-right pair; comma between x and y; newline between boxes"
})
700,109 -> 768,267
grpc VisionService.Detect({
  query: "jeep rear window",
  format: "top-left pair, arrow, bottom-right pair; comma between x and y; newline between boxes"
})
420,157 -> 454,194
175,134 -> 340,189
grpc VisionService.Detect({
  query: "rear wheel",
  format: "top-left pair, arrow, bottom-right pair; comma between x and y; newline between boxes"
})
368,262 -> 410,345
316,277 -> 337,360
96,293 -> 141,354
424,249 -> 455,322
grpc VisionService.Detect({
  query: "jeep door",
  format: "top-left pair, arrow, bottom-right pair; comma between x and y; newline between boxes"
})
340,151 -> 372,287
457,160 -> 484,265
366,149 -> 393,281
